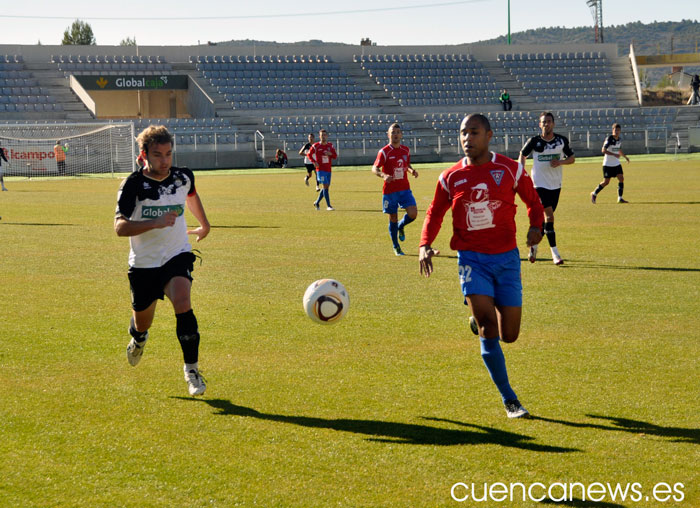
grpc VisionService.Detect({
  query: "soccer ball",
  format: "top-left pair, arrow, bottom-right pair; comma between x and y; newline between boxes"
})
303,279 -> 349,324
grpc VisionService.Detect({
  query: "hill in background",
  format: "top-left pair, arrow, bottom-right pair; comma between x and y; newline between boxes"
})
476,19 -> 699,56
477,20 -> 700,87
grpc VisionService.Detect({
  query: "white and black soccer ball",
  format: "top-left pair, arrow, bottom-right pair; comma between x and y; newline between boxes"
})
303,279 -> 349,325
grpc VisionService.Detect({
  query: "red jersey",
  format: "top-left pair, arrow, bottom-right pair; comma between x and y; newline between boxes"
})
374,144 -> 411,195
420,152 -> 544,254
308,142 -> 337,172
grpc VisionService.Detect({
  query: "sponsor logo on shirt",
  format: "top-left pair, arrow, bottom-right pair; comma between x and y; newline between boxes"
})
454,178 -> 468,188
141,204 -> 184,218
537,154 -> 561,161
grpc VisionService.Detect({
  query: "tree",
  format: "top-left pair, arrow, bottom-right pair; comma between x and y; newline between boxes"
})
120,36 -> 137,47
638,68 -> 652,89
656,74 -> 675,89
62,20 -> 96,45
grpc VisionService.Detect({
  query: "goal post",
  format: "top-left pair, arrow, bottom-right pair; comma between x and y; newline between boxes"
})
0,122 -> 136,177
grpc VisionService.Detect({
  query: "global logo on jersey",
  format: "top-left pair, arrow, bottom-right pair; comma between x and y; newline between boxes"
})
141,204 -> 184,218
538,154 -> 561,161
490,170 -> 505,186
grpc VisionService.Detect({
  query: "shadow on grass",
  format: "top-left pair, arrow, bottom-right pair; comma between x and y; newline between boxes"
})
0,222 -> 77,226
532,414 -> 700,445
336,209 -> 384,213
173,397 -> 578,452
628,201 -> 700,205
538,498 -> 626,507
209,225 -> 280,229
557,262 -> 700,273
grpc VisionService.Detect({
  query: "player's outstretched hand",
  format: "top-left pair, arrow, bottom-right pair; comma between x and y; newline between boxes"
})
156,210 -> 178,229
419,245 -> 440,277
411,169 -> 419,178
526,226 -> 543,247
188,224 -> 210,242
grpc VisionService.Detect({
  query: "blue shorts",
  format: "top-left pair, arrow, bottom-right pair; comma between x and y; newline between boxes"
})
458,248 -> 522,307
382,189 -> 417,214
317,171 -> 331,186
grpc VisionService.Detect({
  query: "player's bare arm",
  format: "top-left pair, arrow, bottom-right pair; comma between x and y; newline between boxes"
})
186,193 -> 211,242
372,164 -> 392,182
619,150 -> 630,162
408,166 -> 419,178
114,211 -> 178,237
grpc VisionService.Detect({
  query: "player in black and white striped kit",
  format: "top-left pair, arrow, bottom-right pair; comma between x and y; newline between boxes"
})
298,133 -> 319,191
590,123 -> 630,204
519,112 -> 575,266
115,125 -> 211,396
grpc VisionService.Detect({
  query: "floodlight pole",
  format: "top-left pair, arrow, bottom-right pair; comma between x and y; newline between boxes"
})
507,0 -> 511,45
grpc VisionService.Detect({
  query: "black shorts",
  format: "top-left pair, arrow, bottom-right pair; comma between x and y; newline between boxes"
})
127,251 -> 196,312
603,165 -> 623,178
305,163 -> 316,174
535,187 -> 561,211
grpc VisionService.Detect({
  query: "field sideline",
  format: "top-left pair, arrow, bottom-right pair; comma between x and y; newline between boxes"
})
1,155 -> 698,507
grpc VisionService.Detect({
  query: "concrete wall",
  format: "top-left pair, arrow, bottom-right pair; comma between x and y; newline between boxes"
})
86,90 -> 188,118
689,127 -> 700,152
186,77 -> 217,118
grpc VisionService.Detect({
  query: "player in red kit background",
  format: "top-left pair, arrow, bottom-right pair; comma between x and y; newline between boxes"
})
419,114 -> 544,418
309,128 -> 338,211
371,123 -> 419,256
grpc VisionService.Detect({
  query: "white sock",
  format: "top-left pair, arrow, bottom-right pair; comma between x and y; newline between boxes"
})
184,362 -> 199,373
551,246 -> 561,257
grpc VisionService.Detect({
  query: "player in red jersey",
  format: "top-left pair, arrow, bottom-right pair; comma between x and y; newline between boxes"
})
419,114 -> 544,418
308,129 -> 338,211
136,149 -> 146,170
371,123 -> 419,256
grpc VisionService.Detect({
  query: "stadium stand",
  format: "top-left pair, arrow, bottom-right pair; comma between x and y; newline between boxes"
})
52,54 -> 173,76
131,117 -> 251,150
358,54 -> 501,108
498,51 -> 616,106
195,55 -> 378,111
262,113 -> 418,151
426,106 -> 678,154
0,55 -> 62,113
0,41 -> 695,168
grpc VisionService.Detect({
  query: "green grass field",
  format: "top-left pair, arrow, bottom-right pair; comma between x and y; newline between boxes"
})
1,155 -> 698,507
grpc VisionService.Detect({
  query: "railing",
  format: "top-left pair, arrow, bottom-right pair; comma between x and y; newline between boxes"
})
255,130 -> 265,160
438,127 -> 670,155
276,136 -> 423,155
172,131 -> 241,151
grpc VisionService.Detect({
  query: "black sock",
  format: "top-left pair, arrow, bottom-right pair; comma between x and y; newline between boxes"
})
618,182 -> 624,198
544,221 -> 556,248
594,184 -> 604,195
176,310 -> 200,365
129,317 -> 148,343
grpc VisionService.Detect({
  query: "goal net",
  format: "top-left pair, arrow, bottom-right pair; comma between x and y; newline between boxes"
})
0,122 -> 135,177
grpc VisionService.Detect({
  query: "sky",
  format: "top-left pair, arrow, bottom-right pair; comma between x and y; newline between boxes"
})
0,0 -> 695,47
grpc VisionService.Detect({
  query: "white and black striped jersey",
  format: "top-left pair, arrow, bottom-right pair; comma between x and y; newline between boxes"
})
115,167 -> 196,268
520,134 -> 574,190
300,142 -> 313,165
602,135 -> 622,167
